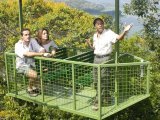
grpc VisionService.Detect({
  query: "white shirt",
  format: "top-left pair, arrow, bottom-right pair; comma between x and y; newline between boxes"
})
93,29 -> 118,55
15,38 -> 43,69
42,40 -> 58,52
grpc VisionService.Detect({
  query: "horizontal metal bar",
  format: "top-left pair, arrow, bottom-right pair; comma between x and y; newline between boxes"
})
100,62 -> 150,67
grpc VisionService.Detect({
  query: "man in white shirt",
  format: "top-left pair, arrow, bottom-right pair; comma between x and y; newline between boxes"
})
86,18 -> 132,110
15,28 -> 50,97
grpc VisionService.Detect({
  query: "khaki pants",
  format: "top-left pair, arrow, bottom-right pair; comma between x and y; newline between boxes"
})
93,55 -> 111,104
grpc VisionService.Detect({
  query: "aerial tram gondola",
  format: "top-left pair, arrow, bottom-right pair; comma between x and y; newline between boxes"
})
5,0 -> 150,120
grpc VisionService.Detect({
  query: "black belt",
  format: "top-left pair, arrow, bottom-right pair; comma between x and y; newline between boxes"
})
95,54 -> 110,58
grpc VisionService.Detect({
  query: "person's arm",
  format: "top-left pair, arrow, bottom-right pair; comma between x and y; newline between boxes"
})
15,41 -> 50,58
116,24 -> 133,40
51,40 -> 58,49
24,52 -> 52,57
86,39 -> 95,50
23,52 -> 44,57
48,41 -> 58,57
30,38 -> 45,52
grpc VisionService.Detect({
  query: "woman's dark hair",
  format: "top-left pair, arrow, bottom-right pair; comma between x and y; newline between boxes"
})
36,28 -> 49,45
93,18 -> 104,26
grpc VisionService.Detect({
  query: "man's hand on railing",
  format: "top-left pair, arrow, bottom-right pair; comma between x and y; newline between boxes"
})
43,53 -> 52,58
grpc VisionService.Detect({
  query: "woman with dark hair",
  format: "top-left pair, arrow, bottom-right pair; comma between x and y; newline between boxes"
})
36,28 -> 58,57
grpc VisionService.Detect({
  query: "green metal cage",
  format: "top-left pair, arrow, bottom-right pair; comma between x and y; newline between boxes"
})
5,48 -> 150,120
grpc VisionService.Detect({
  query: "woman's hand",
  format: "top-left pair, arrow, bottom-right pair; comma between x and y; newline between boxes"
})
51,50 -> 56,56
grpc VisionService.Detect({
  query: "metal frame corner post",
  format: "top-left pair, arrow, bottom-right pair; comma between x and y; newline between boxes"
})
114,0 -> 119,106
115,0 -> 120,61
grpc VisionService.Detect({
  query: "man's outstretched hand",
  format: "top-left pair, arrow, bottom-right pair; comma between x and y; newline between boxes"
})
124,24 -> 133,32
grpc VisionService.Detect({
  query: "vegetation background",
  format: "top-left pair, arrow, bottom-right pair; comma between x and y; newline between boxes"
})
0,0 -> 159,119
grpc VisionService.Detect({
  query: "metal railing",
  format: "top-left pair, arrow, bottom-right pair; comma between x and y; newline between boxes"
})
5,49 -> 150,120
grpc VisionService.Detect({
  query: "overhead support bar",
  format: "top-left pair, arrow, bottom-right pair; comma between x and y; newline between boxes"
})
18,0 -> 23,31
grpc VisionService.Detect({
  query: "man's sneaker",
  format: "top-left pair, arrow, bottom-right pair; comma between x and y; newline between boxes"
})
32,86 -> 41,94
26,89 -> 38,97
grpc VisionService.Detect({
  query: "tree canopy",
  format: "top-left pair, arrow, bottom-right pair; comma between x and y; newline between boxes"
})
124,0 -> 160,119
0,0 -> 113,51
0,0 -> 160,119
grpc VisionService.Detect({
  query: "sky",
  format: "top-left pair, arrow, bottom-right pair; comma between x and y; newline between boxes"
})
86,0 -> 131,8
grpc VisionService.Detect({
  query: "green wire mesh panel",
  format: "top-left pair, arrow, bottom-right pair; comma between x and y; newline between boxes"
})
117,65 -> 147,103
99,63 -> 149,118
74,64 -> 95,111
98,66 -> 116,107
5,53 -> 16,93
35,58 -> 96,113
5,51 -> 150,120
5,53 -> 28,95
74,64 -> 93,87
66,50 -> 94,63
39,59 -> 72,98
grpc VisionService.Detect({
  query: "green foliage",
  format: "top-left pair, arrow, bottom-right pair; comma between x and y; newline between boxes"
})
123,0 -> 160,119
0,0 -> 114,51
106,99 -> 155,120
0,0 -> 83,50
123,0 -> 159,20
2,0 -> 159,119
1,96 -> 89,120
120,35 -> 152,61
112,34 -> 159,120
0,0 -> 113,119
0,110 -> 19,120
54,0 -> 105,12
124,0 -> 160,51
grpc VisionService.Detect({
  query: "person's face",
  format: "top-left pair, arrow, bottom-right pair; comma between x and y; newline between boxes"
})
22,30 -> 30,42
41,30 -> 48,42
95,20 -> 104,33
